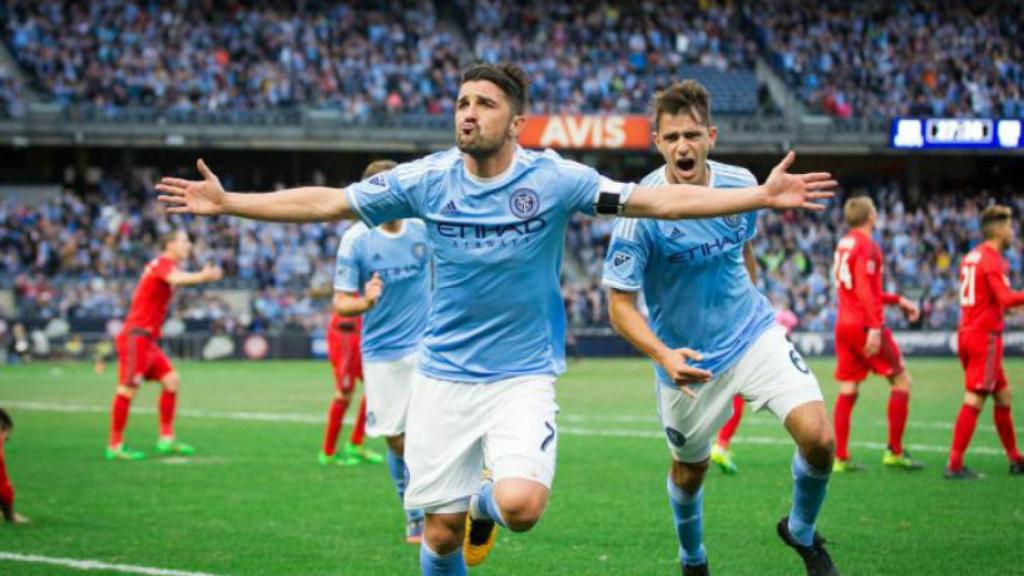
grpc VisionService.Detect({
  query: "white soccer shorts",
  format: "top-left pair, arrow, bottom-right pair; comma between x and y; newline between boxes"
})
657,325 -> 823,463
363,352 -> 418,438
404,373 -> 559,513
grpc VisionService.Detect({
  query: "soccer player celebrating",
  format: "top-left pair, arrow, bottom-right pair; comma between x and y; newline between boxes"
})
321,311 -> 382,467
604,81 -> 837,576
106,231 -> 223,461
156,63 -> 835,575
947,205 -> 1024,479
831,197 -> 922,472
0,408 -> 29,525
332,158 -> 430,542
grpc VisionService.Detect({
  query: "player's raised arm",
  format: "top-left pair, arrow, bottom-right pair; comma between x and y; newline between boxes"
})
623,151 -> 836,219
156,159 -> 354,223
166,263 -> 224,287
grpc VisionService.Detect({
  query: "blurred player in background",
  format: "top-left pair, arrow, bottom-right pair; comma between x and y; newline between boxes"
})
605,81 -> 837,576
0,408 -> 29,524
105,231 -> 223,461
320,311 -> 381,466
156,63 -> 835,576
946,205 -> 1024,479
831,197 -> 923,472
332,159 -> 432,543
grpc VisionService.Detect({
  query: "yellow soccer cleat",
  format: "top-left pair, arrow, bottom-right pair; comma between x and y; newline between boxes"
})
710,443 -> 738,475
463,511 -> 498,567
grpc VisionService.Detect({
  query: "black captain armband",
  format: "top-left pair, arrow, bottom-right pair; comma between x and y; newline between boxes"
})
595,180 -> 637,216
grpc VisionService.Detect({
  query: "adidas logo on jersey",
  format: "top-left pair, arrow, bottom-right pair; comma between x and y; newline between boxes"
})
368,175 -> 387,187
441,201 -> 461,215
668,227 -> 686,239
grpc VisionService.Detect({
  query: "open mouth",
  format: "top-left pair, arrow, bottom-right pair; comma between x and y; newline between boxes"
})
675,158 -> 696,172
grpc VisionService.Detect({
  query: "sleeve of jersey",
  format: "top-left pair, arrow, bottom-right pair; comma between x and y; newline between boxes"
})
601,219 -> 649,292
333,229 -> 362,293
882,292 -> 901,305
852,249 -> 884,328
155,258 -> 176,281
553,155 -> 635,217
986,269 -> 1024,309
343,167 -> 418,227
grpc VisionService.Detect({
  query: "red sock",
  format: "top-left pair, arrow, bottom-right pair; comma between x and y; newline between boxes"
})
109,394 -> 132,447
349,396 -> 367,446
159,390 -> 177,438
717,395 -> 745,450
948,404 -> 981,470
887,389 -> 909,455
322,398 -> 348,456
833,392 -> 858,461
994,405 -> 1022,463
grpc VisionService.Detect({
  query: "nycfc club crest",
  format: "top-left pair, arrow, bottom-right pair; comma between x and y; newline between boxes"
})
412,242 -> 428,261
724,214 -> 743,229
509,188 -> 540,219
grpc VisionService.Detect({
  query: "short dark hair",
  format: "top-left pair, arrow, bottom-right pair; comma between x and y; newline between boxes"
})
0,408 -> 12,432
362,160 -> 397,179
652,80 -> 712,131
981,205 -> 1013,239
460,63 -> 530,115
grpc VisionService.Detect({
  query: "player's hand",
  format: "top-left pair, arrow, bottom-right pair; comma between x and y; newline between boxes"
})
899,297 -> 920,322
364,273 -> 384,308
203,263 -> 224,282
864,328 -> 882,357
657,348 -> 712,397
156,159 -> 227,216
763,151 -> 837,212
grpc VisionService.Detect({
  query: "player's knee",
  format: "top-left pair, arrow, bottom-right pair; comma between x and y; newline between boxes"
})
423,516 -> 464,553
161,373 -> 180,393
800,428 -> 835,469
890,371 -> 911,391
386,434 -> 404,456
964,392 -> 986,408
116,386 -> 136,400
336,390 -> 352,402
994,389 -> 1012,407
671,459 -> 708,493
837,381 -> 859,396
497,490 -> 547,532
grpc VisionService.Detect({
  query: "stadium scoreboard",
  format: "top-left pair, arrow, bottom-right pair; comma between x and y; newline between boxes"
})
891,118 -> 1022,150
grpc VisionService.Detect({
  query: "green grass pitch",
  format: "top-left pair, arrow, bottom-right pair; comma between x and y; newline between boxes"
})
0,358 -> 1021,575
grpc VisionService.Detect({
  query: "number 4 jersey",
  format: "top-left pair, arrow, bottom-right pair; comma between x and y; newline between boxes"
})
833,229 -> 900,329
959,243 -> 1024,333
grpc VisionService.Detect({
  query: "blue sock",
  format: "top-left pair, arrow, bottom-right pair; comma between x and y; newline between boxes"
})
387,449 -> 423,522
419,542 -> 467,576
788,451 -> 831,547
667,476 -> 707,566
470,482 -> 507,527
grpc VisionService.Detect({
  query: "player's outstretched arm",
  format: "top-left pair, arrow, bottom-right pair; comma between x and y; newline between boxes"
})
156,160 -> 355,223
167,264 -> 224,287
989,271 -> 1024,310
624,151 -> 836,219
608,289 -> 711,396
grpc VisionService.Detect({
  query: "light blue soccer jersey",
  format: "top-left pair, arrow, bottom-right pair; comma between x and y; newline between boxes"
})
602,160 -> 776,387
344,146 -> 631,382
334,219 -> 432,362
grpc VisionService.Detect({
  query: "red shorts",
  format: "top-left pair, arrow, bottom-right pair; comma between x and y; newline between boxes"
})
327,333 -> 362,393
116,329 -> 173,387
834,325 -> 905,383
958,331 -> 1008,394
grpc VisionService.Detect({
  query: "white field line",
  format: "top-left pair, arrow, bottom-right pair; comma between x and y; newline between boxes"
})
0,551 -> 224,576
2,400 -> 1011,457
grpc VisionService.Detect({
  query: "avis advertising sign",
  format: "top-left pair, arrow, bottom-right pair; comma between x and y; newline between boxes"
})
519,116 -> 651,150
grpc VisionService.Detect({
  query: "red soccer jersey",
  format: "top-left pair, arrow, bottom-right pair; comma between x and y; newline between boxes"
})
0,437 -> 13,517
327,312 -> 362,341
123,256 -> 177,338
958,243 -> 1024,333
833,229 -> 900,328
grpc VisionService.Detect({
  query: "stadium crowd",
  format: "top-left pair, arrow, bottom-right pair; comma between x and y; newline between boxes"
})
751,0 -> 1024,119
3,174 -> 1022,334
